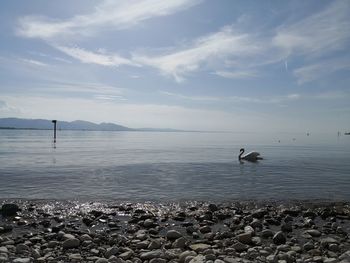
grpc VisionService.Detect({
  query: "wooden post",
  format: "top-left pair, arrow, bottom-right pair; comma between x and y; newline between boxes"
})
52,120 -> 57,143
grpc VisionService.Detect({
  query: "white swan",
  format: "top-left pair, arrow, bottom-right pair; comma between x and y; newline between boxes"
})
238,148 -> 263,162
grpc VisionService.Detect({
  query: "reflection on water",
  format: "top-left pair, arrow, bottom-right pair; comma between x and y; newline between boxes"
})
0,130 -> 349,201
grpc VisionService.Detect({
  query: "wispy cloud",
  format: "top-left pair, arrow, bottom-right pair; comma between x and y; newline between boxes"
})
161,90 -> 301,104
55,45 -> 136,67
160,91 -> 221,102
294,57 -> 350,84
273,0 -> 350,57
17,0 -> 201,40
214,70 -> 258,79
19,58 -> 48,67
134,26 -> 263,82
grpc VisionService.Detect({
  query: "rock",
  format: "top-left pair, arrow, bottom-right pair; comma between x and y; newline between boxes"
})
252,209 -> 267,219
223,257 -> 240,263
208,204 -> 218,212
1,203 -> 20,216
148,239 -> 162,249
63,233 -> 75,240
144,219 -> 154,228
328,243 -> 339,252
119,250 -> 134,260
16,244 -> 30,253
62,238 -> 80,249
199,225 -> 211,234
140,250 -> 164,260
305,229 -> 321,237
0,247 -> 8,254
273,231 -> 286,245
149,258 -> 167,263
13,259 -> 31,263
69,253 -> 82,260
321,237 -> 340,248
189,243 -> 211,252
166,230 -> 183,240
261,229 -> 274,238
189,255 -> 206,263
172,237 -> 187,248
324,258 -> 338,263
339,250 -> 350,261
80,234 -> 92,241
233,242 -> 247,252
179,251 -> 197,263
105,246 -> 119,258
281,223 -> 292,232
237,232 -> 252,244
303,241 -> 314,251
95,259 -> 109,263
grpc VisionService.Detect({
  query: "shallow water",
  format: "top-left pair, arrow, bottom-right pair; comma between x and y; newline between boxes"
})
0,129 -> 349,201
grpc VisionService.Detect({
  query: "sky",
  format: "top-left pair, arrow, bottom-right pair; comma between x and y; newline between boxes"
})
0,0 -> 349,132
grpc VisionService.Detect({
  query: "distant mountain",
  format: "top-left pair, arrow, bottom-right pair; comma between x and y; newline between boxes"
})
0,118 -> 133,131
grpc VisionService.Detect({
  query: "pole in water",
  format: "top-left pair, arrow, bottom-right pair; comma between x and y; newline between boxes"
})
52,120 -> 57,143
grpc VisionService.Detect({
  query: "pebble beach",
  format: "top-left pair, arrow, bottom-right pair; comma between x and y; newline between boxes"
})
1,200 -> 350,263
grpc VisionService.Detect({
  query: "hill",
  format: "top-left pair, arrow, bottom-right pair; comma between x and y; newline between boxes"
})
0,118 -> 133,131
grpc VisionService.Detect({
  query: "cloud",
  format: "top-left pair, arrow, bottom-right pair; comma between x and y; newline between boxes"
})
19,58 -> 48,67
273,0 -> 350,57
17,0 -> 201,40
160,91 -> 221,102
55,45 -> 136,67
294,57 -> 350,84
161,91 -> 301,104
214,70 -> 258,79
134,26 -> 263,82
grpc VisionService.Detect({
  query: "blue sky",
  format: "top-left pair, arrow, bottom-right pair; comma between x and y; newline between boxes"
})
0,0 -> 349,132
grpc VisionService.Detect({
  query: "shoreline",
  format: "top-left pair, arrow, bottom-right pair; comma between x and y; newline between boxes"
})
1,200 -> 349,262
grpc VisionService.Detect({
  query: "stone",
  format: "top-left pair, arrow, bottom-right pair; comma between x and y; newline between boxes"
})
69,253 -> 82,260
172,237 -> 187,248
179,250 -> 197,263
1,203 -> 20,216
105,246 -> 119,258
119,250 -> 133,260
149,258 -> 167,263
95,259 -> 109,263
189,243 -> 211,252
273,231 -> 286,245
261,229 -> 274,238
237,232 -> 252,244
233,242 -> 247,252
328,243 -> 339,252
144,219 -> 154,228
16,244 -> 30,253
166,230 -> 183,240
189,255 -> 206,263
303,241 -> 314,251
0,247 -> 8,254
148,239 -> 162,249
13,259 -> 31,263
208,204 -> 218,212
80,234 -> 92,241
140,250 -> 164,260
305,229 -> 321,237
199,225 -> 211,234
62,238 -> 80,249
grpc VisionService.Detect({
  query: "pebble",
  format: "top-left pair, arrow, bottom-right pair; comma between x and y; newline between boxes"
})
0,200 -> 349,263
62,238 -> 80,249
273,231 -> 286,245
166,230 -> 183,240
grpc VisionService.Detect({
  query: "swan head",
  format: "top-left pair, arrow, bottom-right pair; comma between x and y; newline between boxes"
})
239,148 -> 244,153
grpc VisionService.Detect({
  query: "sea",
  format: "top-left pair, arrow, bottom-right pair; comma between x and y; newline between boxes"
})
0,129 -> 349,201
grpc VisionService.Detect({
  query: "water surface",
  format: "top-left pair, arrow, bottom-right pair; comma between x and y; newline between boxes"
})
0,130 -> 349,201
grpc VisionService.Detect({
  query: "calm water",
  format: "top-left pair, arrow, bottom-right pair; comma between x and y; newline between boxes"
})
0,130 -> 349,201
